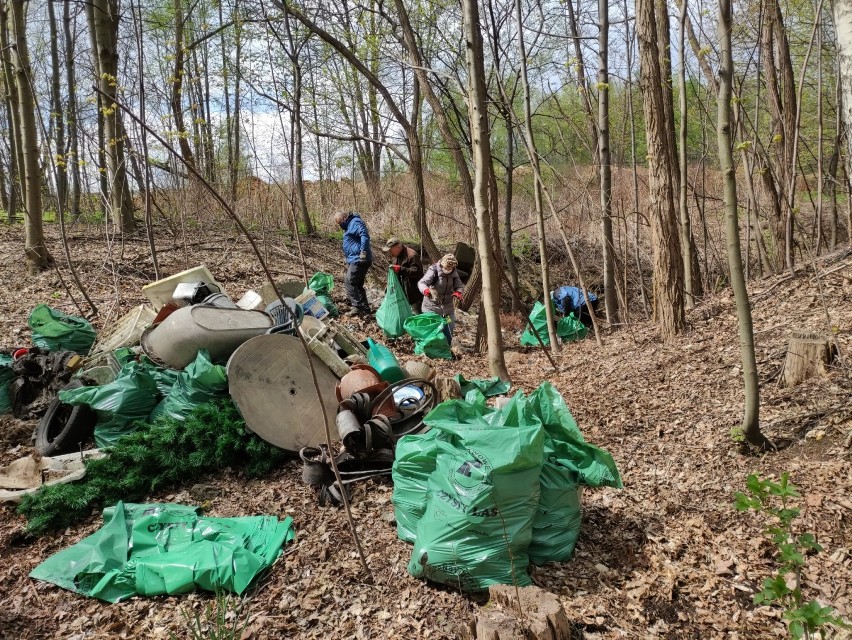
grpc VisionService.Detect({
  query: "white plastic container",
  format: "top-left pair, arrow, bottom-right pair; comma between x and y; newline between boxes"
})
142,266 -> 225,311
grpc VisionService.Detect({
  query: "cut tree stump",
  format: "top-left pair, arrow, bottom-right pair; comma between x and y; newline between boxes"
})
460,584 -> 572,640
434,376 -> 462,403
779,331 -> 835,388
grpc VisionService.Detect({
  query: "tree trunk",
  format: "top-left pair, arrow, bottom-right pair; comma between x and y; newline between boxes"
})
717,0 -> 768,449
833,0 -> 852,222
283,10 -> 313,234
515,0 -> 558,350
83,0 -> 108,221
599,0 -> 618,324
89,0 -> 135,232
637,0 -> 685,340
678,0 -> 695,309
463,0 -> 509,381
171,0 -> 196,173
502,110 -> 519,312
0,5 -> 22,221
63,0 -> 81,220
47,0 -> 66,214
461,585 -> 572,640
8,1 -> 51,271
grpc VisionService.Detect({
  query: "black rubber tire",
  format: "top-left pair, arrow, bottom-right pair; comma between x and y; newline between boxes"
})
35,380 -> 97,456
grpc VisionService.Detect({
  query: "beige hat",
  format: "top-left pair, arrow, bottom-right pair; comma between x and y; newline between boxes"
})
382,237 -> 402,252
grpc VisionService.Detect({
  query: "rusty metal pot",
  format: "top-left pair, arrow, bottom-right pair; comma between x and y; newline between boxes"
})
335,364 -> 381,401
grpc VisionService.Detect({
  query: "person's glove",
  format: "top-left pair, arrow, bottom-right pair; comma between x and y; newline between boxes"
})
358,251 -> 367,263
422,288 -> 431,296
452,291 -> 463,302
392,265 -> 401,273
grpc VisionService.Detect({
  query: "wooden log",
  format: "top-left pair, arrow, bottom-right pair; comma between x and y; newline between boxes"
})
461,584 -> 572,640
779,331 -> 834,388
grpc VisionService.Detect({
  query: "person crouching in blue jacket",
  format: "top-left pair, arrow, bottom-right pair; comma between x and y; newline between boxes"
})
333,211 -> 373,316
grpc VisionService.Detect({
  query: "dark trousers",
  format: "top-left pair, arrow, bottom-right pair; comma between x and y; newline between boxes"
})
344,261 -> 371,311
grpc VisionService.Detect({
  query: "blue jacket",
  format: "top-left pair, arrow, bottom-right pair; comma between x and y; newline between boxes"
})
551,286 -> 597,314
340,213 -> 373,264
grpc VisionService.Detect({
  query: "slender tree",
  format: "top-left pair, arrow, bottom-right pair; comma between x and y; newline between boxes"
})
463,0 -> 509,380
717,0 -> 769,449
599,0 -> 618,323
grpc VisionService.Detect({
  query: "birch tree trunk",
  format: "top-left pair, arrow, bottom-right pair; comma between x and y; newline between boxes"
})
8,0 -> 51,271
833,0 -> 852,203
717,0 -> 769,449
463,0 -> 509,380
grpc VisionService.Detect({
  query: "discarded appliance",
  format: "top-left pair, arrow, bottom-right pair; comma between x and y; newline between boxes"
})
141,305 -> 274,369
142,266 -> 225,311
87,305 -> 156,361
0,449 -> 105,503
172,281 -> 222,307
227,334 -> 340,451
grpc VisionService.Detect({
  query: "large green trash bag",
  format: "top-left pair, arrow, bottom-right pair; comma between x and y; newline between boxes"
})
60,362 -> 160,448
29,501 -> 295,602
28,304 -> 96,354
150,350 -> 228,422
0,353 -> 14,414
404,313 -> 453,360
520,301 -> 553,347
391,430 -> 440,543
407,394 -> 545,592
556,312 -> 587,342
376,269 -> 413,338
525,383 -> 622,565
454,374 -> 511,398
307,272 -> 339,318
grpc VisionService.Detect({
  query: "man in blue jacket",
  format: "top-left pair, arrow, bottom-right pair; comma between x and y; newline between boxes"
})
333,211 -> 373,316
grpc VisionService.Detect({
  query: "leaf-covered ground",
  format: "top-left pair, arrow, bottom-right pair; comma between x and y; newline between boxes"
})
0,225 -> 850,639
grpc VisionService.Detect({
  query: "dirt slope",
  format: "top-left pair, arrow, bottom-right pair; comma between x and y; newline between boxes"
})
0,225 -> 850,639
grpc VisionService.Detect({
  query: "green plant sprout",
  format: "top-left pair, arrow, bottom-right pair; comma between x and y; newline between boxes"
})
734,473 -> 848,639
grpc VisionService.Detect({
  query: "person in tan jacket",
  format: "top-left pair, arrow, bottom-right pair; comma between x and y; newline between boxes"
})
418,254 -> 464,345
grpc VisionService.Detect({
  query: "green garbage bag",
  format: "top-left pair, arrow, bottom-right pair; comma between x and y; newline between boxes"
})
0,353 -> 14,414
454,374 -> 511,398
60,362 -> 160,448
407,394 -> 544,592
520,301 -> 555,347
137,356 -> 180,397
28,304 -> 96,354
556,312 -> 588,342
376,269 -> 413,338
29,501 -> 295,602
150,350 -> 228,422
307,272 -> 339,318
404,313 -> 453,360
392,430 -> 440,543
525,383 -> 621,565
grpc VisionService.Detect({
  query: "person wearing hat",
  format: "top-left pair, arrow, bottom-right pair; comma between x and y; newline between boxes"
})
418,253 -> 464,345
332,210 -> 373,316
382,237 -> 425,314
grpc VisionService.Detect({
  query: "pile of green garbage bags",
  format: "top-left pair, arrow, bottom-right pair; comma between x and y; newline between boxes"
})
30,501 -> 295,601
60,349 -> 228,448
392,382 -> 621,592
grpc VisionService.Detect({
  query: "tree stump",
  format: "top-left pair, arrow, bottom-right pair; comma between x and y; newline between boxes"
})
434,376 -> 462,403
460,584 -> 572,640
779,331 -> 834,388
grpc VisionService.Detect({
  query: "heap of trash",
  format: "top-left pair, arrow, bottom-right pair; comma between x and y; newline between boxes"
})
2,263 -> 624,600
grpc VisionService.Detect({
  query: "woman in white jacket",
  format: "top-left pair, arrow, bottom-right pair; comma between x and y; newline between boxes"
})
418,254 -> 465,345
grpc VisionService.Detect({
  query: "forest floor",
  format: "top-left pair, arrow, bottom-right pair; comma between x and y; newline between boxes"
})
0,224 -> 850,639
